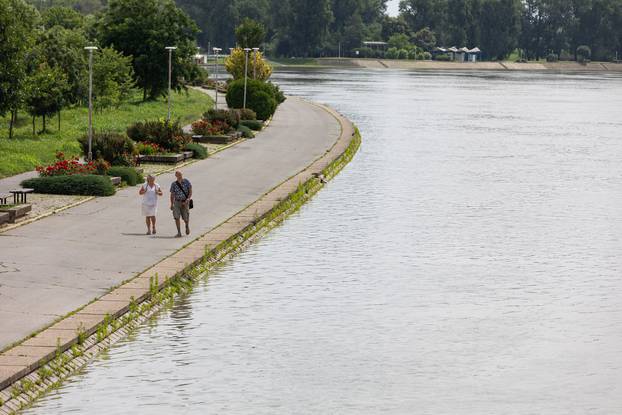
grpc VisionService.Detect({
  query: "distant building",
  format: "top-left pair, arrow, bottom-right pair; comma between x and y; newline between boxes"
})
434,46 -> 481,62
362,41 -> 388,53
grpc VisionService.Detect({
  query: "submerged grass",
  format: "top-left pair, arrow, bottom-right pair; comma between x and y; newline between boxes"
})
0,89 -> 213,178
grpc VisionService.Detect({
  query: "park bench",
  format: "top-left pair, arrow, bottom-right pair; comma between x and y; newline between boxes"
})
9,188 -> 34,204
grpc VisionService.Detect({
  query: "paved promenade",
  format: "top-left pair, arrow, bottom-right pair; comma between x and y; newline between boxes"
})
0,97 -> 341,351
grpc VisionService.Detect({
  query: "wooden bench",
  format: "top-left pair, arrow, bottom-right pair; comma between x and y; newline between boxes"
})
9,188 -> 34,204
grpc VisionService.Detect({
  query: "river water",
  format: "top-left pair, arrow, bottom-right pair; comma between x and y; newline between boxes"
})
26,69 -> 622,414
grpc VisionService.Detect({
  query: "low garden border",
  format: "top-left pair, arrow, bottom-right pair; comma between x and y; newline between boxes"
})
0,103 -> 360,414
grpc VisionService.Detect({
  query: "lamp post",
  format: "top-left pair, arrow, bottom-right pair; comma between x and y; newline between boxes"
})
243,48 -> 251,109
84,46 -> 98,162
165,46 -> 177,121
212,47 -> 222,110
252,47 -> 259,79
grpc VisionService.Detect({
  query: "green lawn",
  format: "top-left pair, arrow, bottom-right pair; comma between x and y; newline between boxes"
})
0,89 -> 212,178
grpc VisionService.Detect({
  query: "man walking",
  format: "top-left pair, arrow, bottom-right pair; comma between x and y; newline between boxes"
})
170,171 -> 192,237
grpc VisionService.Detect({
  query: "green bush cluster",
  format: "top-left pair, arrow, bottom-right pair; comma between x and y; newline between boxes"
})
184,143 -> 208,159
203,108 -> 240,128
22,175 -> 116,196
127,119 -> 189,152
546,53 -> 559,62
240,119 -> 263,131
78,132 -> 135,166
237,125 -> 255,139
226,79 -> 285,121
108,166 -> 143,186
577,45 -> 591,63
238,108 -> 257,120
435,54 -> 451,61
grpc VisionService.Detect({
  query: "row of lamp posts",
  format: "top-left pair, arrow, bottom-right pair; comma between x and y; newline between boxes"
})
211,46 -> 260,111
83,45 -> 260,162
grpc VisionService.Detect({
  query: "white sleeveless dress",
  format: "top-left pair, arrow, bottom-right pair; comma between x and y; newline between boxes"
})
141,183 -> 160,217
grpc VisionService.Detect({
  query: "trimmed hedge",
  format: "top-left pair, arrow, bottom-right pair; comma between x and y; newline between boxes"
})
108,166 -> 144,186
185,143 -> 208,159
237,125 -> 255,139
240,119 -> 263,131
22,175 -> 115,196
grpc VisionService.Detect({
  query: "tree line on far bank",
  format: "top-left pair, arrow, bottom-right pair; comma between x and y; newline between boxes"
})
15,0 -> 622,62
31,0 -> 622,61
0,0 -> 204,139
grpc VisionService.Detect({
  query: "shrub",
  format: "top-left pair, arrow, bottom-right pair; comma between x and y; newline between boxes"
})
185,143 -> 208,159
397,49 -> 409,59
192,119 -> 231,136
135,142 -> 161,155
127,119 -> 189,152
265,82 -> 285,104
22,175 -> 115,196
238,108 -> 257,120
36,151 -> 97,176
546,53 -> 559,62
423,51 -> 432,60
226,79 -> 284,119
108,166 -> 143,186
78,132 -> 135,166
240,119 -> 263,131
93,159 -> 111,175
435,53 -> 451,61
237,125 -> 255,139
577,45 -> 591,63
386,47 -> 398,59
203,108 -> 240,128
247,91 -> 277,121
408,50 -> 417,60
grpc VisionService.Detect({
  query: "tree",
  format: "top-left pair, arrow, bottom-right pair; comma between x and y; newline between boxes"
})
34,26 -> 88,105
98,0 -> 199,99
286,0 -> 333,56
24,63 -> 70,134
235,18 -> 266,48
388,33 -> 413,50
42,6 -> 84,30
576,44 -> 591,62
0,0 -> 39,138
93,47 -> 136,110
225,47 -> 272,81
413,27 -> 437,51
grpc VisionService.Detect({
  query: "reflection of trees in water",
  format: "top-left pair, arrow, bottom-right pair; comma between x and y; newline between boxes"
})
169,292 -> 194,335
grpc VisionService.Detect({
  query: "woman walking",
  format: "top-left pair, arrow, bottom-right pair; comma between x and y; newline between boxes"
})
139,174 -> 163,235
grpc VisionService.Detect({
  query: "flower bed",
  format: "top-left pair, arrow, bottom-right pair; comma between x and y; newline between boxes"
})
36,152 -> 97,177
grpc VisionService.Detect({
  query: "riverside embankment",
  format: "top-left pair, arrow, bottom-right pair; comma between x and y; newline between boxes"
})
286,57 -> 622,72
0,96 -> 358,412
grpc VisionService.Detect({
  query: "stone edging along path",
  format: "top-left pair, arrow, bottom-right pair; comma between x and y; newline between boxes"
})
0,102 -> 360,414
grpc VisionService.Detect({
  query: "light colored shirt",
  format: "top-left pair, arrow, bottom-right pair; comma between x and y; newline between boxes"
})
142,183 -> 161,206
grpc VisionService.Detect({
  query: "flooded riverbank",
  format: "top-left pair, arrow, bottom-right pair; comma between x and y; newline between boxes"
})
25,69 -> 622,414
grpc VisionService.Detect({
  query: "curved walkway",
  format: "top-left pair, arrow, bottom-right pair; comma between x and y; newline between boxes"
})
0,97 -> 341,351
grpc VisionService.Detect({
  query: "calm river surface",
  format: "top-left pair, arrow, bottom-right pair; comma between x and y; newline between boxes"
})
26,69 -> 622,414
